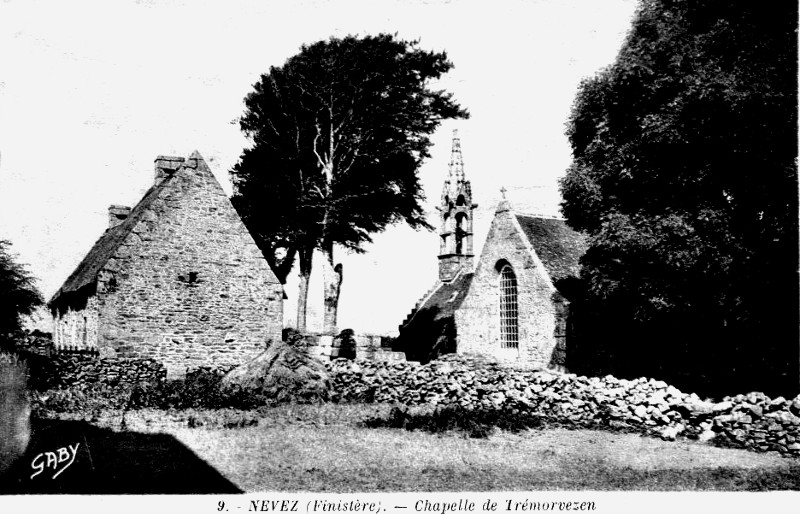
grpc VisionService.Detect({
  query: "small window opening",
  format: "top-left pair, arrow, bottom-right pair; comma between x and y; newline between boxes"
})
178,271 -> 200,284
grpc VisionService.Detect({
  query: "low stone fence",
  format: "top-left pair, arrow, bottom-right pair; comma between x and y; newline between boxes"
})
31,353 -> 166,390
324,354 -> 800,457
11,331 -> 166,390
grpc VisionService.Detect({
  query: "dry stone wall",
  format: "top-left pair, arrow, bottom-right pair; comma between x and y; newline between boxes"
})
34,353 -> 166,390
325,354 -> 800,457
13,331 -> 165,390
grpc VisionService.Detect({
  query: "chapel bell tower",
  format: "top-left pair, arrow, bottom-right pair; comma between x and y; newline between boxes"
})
438,129 -> 477,282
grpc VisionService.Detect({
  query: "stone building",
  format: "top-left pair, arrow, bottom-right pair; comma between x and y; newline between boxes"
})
48,152 -> 284,377
397,132 -> 587,369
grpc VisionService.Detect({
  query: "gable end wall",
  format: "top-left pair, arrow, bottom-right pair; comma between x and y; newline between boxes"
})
94,160 -> 282,377
455,209 -> 561,368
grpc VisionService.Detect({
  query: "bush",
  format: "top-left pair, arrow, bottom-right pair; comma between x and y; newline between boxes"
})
32,383 -> 133,413
33,365 -> 297,414
282,328 -> 307,349
129,368 -> 248,410
126,367 -> 290,411
0,353 -> 31,474
362,404 -> 545,439
0,240 -> 43,353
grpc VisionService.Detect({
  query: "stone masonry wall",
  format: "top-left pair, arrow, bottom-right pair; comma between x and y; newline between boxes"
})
456,209 -> 560,368
95,155 -> 283,377
326,355 -> 800,458
304,333 -> 406,363
43,354 -> 166,390
19,350 -> 166,391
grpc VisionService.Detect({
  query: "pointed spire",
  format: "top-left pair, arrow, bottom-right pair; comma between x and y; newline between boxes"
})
448,129 -> 465,183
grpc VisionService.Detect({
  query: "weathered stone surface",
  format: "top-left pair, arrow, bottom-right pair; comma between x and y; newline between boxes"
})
698,430 -> 716,443
49,153 -> 283,378
31,352 -> 166,390
325,354 -> 800,458
712,401 -> 734,413
738,403 -> 764,419
687,400 -> 715,417
660,424 -> 684,441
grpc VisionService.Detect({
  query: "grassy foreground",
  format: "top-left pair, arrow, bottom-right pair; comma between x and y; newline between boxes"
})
103,403 -> 800,492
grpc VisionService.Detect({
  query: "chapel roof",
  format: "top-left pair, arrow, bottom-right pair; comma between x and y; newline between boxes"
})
514,214 -> 588,285
413,271 -> 474,324
396,271 -> 474,361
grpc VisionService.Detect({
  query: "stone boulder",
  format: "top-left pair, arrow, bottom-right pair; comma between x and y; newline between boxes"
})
221,341 -> 331,403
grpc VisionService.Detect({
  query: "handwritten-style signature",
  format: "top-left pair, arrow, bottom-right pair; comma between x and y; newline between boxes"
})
30,443 -> 80,479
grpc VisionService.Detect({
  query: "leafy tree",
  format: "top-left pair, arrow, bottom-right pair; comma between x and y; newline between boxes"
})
232,34 -> 468,332
560,1 -> 798,395
0,240 -> 42,350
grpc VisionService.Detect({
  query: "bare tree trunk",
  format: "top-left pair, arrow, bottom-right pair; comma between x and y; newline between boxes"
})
322,244 -> 343,335
317,126 -> 341,334
296,248 -> 313,333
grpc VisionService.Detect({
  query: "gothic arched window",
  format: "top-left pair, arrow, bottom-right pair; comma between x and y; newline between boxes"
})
499,264 -> 519,349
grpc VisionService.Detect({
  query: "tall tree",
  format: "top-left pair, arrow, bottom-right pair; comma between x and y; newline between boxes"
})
560,1 -> 798,395
232,34 -> 468,333
0,240 -> 42,351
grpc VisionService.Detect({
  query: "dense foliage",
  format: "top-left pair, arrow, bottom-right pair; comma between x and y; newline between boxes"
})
560,1 -> 798,394
0,240 -> 42,351
231,34 -> 468,331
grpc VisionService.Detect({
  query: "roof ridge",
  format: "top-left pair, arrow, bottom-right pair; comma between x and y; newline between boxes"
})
515,212 -> 566,221
512,215 -> 588,293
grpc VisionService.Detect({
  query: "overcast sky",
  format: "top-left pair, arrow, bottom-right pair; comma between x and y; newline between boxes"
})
0,0 -> 637,335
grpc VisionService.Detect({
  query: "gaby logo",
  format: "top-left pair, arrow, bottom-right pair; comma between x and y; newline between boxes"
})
30,443 -> 80,479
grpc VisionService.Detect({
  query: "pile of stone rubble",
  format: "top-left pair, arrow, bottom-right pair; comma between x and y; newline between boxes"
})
324,354 -> 800,457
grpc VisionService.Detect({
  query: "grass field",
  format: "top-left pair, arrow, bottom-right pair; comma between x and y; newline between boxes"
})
104,404 -> 800,492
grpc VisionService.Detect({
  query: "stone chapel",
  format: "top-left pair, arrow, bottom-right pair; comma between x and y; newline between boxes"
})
396,132 -> 587,369
48,152 -> 284,377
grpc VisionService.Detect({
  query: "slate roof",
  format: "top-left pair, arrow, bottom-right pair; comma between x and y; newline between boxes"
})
412,272 -> 474,325
514,215 -> 588,284
396,271 -> 474,361
48,176 -> 172,307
